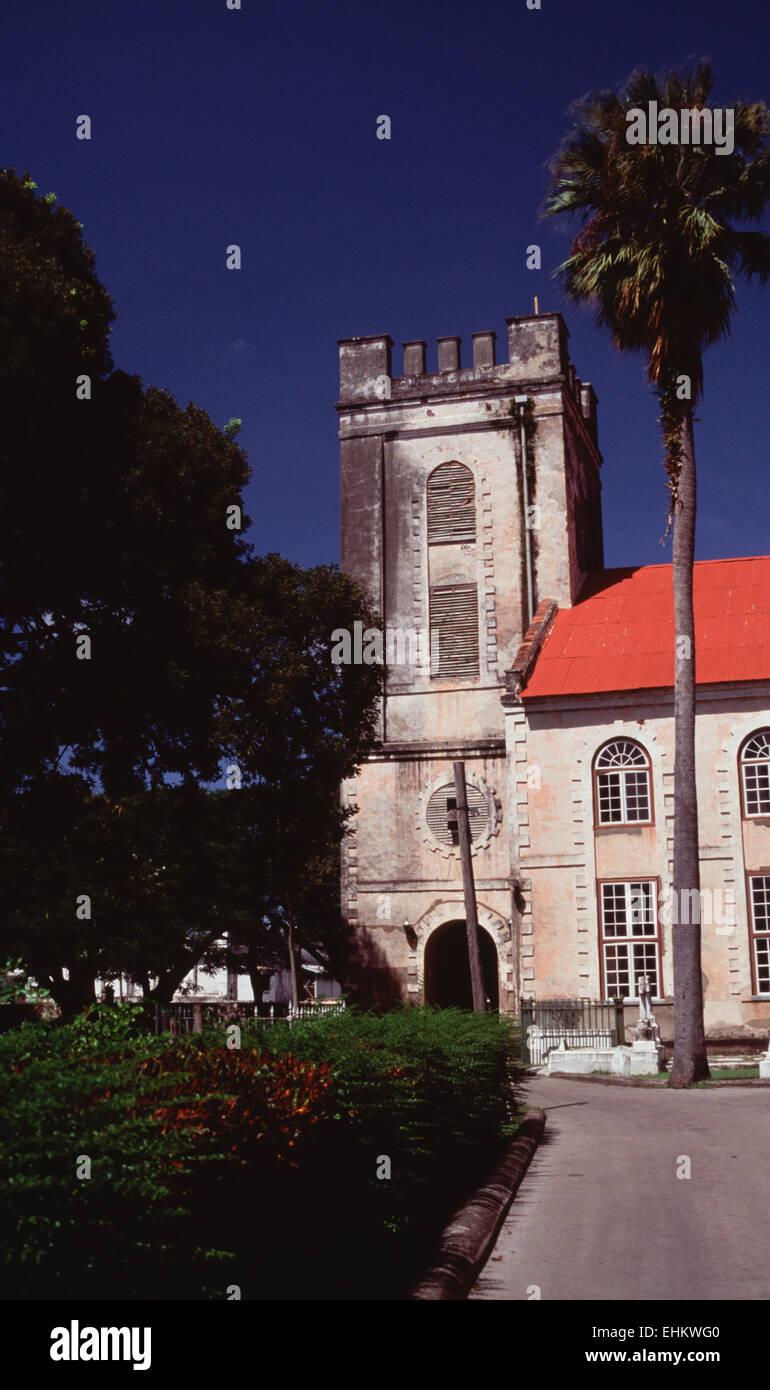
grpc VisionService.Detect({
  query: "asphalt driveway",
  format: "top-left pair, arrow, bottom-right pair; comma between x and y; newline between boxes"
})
469,1075 -> 770,1301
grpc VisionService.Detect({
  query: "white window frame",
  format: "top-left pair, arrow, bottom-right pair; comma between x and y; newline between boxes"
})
599,878 -> 662,1000
740,731 -> 770,818
749,874 -> 770,996
595,739 -> 652,826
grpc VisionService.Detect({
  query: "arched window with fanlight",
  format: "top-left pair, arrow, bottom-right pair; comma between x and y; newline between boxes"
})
739,729 -> 770,818
593,739 -> 652,826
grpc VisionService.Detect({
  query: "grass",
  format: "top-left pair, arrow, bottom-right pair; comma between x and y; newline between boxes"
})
696,1065 -> 761,1082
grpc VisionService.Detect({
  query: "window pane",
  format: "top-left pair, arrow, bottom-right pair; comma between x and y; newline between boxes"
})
628,882 -> 655,935
744,763 -> 770,816
596,740 -> 646,768
751,876 -> 770,932
755,937 -> 770,995
750,867 -> 767,989
601,882 -> 626,935
631,942 -> 659,997
604,942 -> 630,996
743,731 -> 770,761
598,771 -> 622,823
623,770 -> 650,821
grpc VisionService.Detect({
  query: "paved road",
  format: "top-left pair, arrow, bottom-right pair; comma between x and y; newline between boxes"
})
469,1075 -> 770,1301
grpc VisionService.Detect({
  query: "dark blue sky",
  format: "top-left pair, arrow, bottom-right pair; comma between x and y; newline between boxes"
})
3,0 -> 769,570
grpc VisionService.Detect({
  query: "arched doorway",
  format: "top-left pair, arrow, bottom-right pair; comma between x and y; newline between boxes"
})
424,920 -> 499,1009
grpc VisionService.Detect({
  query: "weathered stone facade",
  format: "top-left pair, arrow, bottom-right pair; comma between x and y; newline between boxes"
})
337,313 -> 602,1013
337,311 -> 770,1043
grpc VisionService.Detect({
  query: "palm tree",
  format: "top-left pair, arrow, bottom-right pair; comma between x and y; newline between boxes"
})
544,62 -> 770,1085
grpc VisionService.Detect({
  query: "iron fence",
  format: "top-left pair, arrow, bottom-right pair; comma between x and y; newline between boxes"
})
151,999 -> 345,1036
520,997 -> 625,1064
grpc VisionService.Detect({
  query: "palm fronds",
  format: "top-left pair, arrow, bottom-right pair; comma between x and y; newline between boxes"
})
544,62 -> 770,509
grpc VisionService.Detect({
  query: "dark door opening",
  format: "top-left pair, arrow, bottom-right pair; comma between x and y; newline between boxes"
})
424,919 -> 499,1009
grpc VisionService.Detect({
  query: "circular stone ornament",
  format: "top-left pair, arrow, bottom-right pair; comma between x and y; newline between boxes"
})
418,773 -> 501,858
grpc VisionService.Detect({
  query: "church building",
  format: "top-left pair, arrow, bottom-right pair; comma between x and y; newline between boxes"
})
337,311 -> 770,1045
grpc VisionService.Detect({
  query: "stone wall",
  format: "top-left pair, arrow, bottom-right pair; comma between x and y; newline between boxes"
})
340,745 -> 516,1009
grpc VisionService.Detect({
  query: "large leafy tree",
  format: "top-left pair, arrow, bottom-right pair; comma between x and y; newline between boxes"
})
0,173 -> 382,1014
218,555 -> 382,1008
545,63 -> 770,1084
0,779 -> 237,1016
1,167 -> 116,783
0,169 -> 252,794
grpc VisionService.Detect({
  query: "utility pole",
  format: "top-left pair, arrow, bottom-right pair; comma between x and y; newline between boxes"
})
452,761 -> 486,1012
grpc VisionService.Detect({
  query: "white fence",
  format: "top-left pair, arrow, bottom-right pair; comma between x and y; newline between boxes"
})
527,1025 -> 613,1066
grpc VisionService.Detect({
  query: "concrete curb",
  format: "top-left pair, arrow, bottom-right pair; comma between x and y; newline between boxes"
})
547,1070 -> 667,1087
547,1070 -> 770,1088
411,1109 -> 546,1301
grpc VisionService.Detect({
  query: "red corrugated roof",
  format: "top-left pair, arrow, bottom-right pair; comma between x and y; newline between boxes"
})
521,557 -> 770,699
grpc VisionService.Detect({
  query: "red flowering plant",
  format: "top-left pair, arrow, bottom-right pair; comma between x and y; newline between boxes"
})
130,1042 -> 335,1174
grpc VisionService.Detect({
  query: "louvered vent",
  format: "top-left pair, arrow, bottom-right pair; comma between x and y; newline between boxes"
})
426,782 -> 490,846
427,462 -> 476,543
429,583 -> 479,677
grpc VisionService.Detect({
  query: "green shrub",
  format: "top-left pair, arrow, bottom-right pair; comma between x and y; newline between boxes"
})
239,1006 -> 521,1295
0,1005 -> 521,1299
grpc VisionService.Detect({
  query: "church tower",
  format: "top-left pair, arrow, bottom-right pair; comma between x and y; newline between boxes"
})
337,312 -> 603,1009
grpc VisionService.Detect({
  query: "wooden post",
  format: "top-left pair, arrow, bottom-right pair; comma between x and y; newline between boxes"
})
453,761 -> 486,1012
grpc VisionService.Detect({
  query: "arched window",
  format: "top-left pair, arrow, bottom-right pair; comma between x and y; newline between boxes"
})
426,461 -> 476,543
594,739 -> 652,826
740,729 -> 770,817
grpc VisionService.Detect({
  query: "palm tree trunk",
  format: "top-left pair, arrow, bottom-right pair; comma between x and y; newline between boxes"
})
669,408 -> 710,1086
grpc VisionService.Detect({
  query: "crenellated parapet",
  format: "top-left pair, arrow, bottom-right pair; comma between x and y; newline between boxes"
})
337,312 -> 598,444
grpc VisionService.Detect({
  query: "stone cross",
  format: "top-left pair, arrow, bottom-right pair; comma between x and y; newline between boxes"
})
637,973 -> 653,1021
634,972 -> 663,1051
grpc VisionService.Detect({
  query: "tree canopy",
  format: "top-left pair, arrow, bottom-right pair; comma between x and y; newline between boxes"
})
0,169 -> 382,1014
544,61 -> 770,501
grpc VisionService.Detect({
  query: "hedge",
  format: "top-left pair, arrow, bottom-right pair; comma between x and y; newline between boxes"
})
0,1003 -> 521,1299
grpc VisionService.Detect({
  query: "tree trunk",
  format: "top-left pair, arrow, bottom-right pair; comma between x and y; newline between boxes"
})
248,967 -> 271,1010
55,965 -> 96,1022
286,893 -> 300,1011
143,930 -> 225,1006
668,409 -> 710,1086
